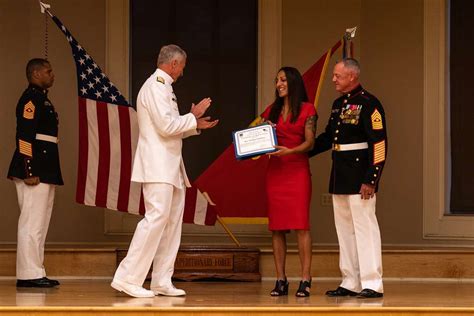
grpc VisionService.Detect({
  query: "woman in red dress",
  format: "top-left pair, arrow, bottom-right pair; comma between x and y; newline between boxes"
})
261,67 -> 317,297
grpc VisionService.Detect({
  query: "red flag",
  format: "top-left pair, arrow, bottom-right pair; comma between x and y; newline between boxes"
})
186,40 -> 343,225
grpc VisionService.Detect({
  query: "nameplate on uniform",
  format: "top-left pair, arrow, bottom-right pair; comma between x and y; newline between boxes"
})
232,124 -> 278,160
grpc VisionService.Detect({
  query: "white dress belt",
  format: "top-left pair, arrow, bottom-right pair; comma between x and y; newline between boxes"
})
36,134 -> 59,144
332,142 -> 368,151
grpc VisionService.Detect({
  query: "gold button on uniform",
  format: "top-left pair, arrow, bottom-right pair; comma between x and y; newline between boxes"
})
334,137 -> 338,141
335,130 -> 339,133
356,158 -> 359,162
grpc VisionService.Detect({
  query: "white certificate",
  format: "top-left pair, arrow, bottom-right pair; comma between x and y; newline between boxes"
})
232,124 -> 278,159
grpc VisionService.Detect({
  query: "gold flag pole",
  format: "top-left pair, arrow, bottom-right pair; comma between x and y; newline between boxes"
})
216,215 -> 241,248
201,192 -> 242,247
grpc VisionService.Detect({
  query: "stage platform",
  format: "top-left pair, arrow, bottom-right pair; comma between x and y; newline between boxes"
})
0,279 -> 472,316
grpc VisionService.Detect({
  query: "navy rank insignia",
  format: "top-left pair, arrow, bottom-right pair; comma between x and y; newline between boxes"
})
156,76 -> 165,84
23,101 -> 35,119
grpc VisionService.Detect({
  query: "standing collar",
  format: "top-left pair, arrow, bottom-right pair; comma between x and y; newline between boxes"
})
155,68 -> 174,85
28,83 -> 48,95
343,84 -> 363,98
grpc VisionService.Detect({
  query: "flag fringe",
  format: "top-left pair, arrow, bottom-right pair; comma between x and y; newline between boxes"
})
219,217 -> 268,224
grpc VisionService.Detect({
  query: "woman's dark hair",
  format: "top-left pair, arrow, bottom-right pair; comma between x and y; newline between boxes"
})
268,66 -> 308,124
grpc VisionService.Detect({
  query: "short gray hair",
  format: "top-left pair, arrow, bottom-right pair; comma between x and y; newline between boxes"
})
339,58 -> 360,77
157,44 -> 187,65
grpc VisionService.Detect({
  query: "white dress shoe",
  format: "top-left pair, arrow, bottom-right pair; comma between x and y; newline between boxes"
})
152,285 -> 186,297
111,279 -> 155,298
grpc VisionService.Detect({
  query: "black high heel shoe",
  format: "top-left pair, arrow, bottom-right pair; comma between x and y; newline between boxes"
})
270,279 -> 289,296
295,279 -> 311,297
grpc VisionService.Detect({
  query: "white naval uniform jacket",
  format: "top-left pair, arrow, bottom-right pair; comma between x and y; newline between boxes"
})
131,68 -> 199,188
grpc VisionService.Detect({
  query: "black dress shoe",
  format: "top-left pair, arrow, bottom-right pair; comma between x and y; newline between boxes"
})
357,288 -> 383,298
325,286 -> 358,297
16,277 -> 58,288
43,277 -> 60,286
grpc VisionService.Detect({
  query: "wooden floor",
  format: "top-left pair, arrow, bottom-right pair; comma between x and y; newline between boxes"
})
0,279 -> 472,315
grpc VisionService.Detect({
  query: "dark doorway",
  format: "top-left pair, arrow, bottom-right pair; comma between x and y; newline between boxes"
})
130,0 -> 258,179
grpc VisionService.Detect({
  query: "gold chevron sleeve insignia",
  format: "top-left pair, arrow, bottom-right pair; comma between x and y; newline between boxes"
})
23,101 -> 35,120
371,109 -> 383,130
19,139 -> 33,157
373,140 -> 386,164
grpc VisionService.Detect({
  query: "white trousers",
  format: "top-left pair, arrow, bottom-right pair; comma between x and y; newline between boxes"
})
332,194 -> 383,293
113,182 -> 185,288
15,180 -> 55,280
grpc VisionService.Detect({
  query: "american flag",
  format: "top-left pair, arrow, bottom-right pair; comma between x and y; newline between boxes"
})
51,14 -> 217,222
51,15 -> 145,215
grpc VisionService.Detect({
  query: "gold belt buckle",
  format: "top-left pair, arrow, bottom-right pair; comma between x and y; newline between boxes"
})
333,144 -> 340,151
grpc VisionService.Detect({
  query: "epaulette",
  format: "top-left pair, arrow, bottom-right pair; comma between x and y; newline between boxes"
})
156,76 -> 165,84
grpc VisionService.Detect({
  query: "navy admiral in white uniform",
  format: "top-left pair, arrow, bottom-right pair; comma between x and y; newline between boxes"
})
111,44 -> 218,298
7,58 -> 62,288
309,58 -> 387,298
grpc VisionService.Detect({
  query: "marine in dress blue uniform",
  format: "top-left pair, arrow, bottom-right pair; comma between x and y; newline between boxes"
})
8,84 -> 63,185
309,58 -> 387,298
309,85 -> 387,193
7,59 -> 62,288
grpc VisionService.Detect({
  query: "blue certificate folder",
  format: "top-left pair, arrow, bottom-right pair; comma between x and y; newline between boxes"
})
232,124 -> 278,160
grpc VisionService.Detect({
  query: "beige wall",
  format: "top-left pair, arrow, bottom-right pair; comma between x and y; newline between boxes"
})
358,0 -> 425,244
0,0 -> 471,247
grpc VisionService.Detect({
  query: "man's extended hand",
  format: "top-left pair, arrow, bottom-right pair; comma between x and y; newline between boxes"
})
197,116 -> 219,130
359,183 -> 375,200
24,176 -> 40,186
190,97 -> 212,119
